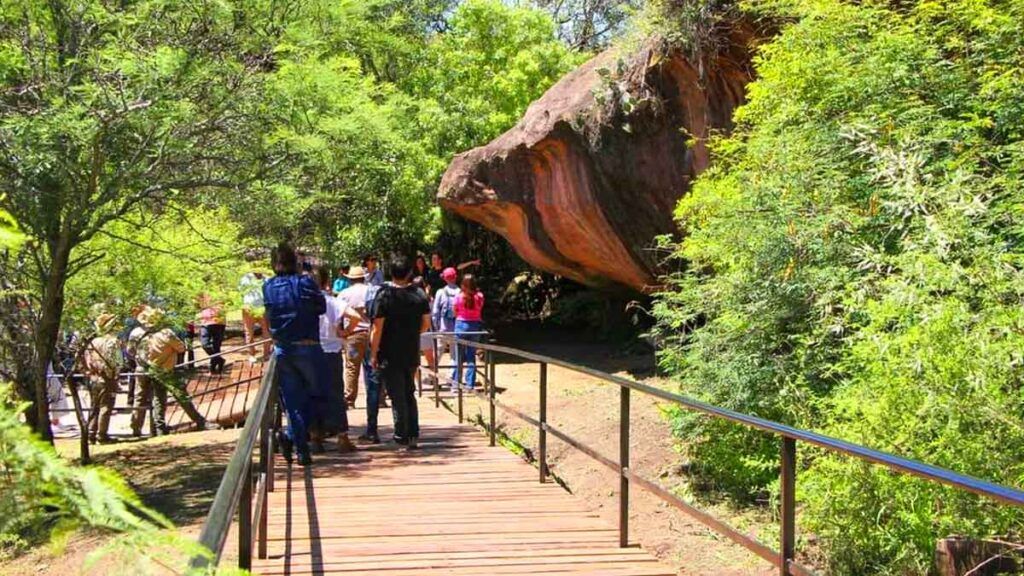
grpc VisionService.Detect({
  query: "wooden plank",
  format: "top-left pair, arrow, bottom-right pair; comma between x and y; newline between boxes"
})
248,397 -> 674,576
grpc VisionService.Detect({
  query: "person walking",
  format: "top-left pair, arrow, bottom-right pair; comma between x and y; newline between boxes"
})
452,274 -> 485,391
239,269 -> 271,362
315,266 -> 361,453
337,266 -> 371,410
131,307 -> 207,436
332,265 -> 352,295
364,255 -> 384,286
432,267 -> 460,374
196,294 -> 227,374
263,243 -> 327,466
83,313 -> 122,444
370,256 -> 431,450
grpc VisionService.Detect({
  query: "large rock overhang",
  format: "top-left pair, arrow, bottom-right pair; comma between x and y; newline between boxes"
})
438,36 -> 754,293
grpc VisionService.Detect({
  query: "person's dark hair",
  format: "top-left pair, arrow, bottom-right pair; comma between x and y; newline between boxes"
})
340,264 -> 350,274
461,274 -> 479,309
389,256 -> 412,281
362,254 -> 377,267
316,265 -> 332,290
271,242 -> 298,275
414,255 -> 427,275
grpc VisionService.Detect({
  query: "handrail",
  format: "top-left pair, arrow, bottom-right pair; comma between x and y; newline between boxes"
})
190,354 -> 278,571
433,335 -> 1024,576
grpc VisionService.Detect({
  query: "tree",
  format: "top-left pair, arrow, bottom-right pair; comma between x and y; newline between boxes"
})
531,0 -> 641,51
0,1 -> 267,437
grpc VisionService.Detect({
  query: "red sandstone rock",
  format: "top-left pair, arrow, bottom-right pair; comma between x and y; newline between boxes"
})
438,37 -> 754,292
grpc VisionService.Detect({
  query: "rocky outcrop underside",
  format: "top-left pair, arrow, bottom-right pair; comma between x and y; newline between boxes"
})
438,35 -> 755,292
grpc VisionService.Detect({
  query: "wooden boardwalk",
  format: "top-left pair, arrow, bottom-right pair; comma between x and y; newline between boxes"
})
251,396 -> 674,576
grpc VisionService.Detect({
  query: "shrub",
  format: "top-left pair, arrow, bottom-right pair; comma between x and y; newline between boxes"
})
653,0 -> 1024,572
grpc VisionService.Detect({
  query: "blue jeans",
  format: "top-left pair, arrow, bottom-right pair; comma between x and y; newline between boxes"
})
363,351 -> 382,436
274,344 -> 328,455
452,319 -> 484,389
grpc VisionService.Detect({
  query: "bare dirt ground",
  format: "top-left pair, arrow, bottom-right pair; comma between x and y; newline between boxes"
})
453,323 -> 776,576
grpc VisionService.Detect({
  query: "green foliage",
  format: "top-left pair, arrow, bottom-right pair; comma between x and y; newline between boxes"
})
63,206 -> 252,326
0,384 -> 169,557
652,0 -> 1024,572
221,0 -> 579,261
0,205 -> 21,249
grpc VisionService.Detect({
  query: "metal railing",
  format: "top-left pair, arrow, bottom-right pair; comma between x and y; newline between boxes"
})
50,338 -> 273,416
433,335 -> 1024,576
419,330 -> 491,423
190,354 -> 279,572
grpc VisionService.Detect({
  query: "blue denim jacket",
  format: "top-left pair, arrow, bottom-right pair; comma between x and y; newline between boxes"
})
262,274 -> 325,346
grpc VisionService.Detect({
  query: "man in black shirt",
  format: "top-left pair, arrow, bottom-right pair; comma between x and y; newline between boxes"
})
425,252 -> 446,295
370,256 -> 431,449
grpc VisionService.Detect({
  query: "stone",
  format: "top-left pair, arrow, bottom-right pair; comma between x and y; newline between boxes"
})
438,35 -> 755,292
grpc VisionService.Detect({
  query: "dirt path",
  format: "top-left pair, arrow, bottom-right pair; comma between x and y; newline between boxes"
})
452,325 -> 775,576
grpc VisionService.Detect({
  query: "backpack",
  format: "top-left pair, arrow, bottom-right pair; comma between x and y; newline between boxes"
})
437,285 -> 459,323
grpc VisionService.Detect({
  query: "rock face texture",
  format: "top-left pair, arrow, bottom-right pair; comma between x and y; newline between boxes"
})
438,37 -> 754,292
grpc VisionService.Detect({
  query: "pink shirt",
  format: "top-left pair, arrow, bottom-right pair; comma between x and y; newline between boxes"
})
454,291 -> 484,322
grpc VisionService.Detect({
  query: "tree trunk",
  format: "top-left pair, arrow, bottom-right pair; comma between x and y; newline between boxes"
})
32,233 -> 73,442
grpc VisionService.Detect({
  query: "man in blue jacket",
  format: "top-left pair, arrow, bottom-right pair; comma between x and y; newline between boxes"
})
263,242 -> 326,466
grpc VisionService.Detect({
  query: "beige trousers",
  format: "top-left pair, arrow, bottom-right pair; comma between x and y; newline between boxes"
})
343,331 -> 369,406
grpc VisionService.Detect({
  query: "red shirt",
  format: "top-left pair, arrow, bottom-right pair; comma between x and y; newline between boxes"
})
454,291 -> 484,322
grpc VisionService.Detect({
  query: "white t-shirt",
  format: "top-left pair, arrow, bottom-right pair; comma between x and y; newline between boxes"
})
319,292 -> 349,354
239,272 -> 265,308
338,283 -> 371,333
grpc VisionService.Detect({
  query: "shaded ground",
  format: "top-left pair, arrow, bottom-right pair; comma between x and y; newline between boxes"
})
453,322 -> 776,576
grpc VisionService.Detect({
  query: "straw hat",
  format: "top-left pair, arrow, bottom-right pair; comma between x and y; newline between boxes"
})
344,266 -> 367,280
137,307 -> 165,328
94,313 -> 118,334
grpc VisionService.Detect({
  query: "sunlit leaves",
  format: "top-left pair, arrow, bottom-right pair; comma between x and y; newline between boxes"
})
653,0 -> 1024,572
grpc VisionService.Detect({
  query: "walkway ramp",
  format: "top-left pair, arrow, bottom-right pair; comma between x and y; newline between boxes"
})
252,398 -> 674,576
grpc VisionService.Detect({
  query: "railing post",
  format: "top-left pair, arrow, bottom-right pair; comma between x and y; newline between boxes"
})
488,350 -> 496,447
258,394 -> 272,559
780,437 -> 796,575
620,386 -> 630,548
239,461 -> 253,570
456,337 -> 464,423
539,362 -> 548,483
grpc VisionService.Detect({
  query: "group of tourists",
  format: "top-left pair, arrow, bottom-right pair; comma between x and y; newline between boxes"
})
56,243 -> 487,463
254,244 -> 487,466
77,304 -> 209,444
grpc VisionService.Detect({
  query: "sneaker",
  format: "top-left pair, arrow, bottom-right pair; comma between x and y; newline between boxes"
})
405,438 -> 419,451
392,436 -> 409,446
337,435 -> 357,453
